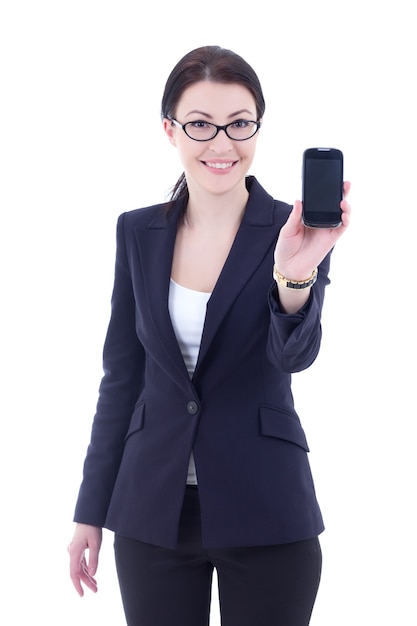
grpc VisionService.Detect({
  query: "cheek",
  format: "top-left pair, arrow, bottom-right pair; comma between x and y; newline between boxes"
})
176,141 -> 202,164
239,143 -> 257,162
249,138 -> 260,158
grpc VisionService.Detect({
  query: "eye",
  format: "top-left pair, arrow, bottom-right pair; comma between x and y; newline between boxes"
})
230,119 -> 251,129
188,120 -> 212,129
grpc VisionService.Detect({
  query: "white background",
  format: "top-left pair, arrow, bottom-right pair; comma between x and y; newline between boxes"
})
1,1 -> 416,624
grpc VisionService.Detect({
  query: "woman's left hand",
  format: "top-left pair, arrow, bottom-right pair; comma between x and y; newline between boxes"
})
274,182 -> 351,281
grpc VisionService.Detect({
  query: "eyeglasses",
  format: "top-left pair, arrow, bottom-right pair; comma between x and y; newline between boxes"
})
170,118 -> 261,142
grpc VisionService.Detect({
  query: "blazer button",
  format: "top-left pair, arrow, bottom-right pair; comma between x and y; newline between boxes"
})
187,400 -> 199,415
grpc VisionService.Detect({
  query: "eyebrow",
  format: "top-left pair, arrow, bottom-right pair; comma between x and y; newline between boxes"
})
185,109 -> 255,119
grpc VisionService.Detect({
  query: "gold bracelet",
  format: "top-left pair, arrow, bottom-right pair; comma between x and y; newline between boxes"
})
273,265 -> 318,290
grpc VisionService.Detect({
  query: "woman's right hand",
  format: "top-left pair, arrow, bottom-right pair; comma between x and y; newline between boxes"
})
68,523 -> 103,596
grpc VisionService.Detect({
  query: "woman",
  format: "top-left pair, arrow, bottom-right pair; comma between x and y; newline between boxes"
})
69,45 -> 351,626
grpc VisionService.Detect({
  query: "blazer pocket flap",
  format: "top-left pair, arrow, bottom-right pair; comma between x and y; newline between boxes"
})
125,402 -> 145,440
259,405 -> 309,451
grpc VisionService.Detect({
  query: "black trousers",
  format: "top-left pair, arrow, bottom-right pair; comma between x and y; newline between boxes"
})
114,486 -> 322,626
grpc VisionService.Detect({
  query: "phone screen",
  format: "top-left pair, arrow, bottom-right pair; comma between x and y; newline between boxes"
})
302,148 -> 343,228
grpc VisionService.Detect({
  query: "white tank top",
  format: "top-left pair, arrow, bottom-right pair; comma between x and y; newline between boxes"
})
168,279 -> 211,484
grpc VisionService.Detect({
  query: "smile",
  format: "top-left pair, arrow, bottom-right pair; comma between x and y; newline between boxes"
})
204,161 -> 235,170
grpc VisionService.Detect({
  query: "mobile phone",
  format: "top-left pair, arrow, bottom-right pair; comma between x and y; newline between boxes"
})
302,147 -> 344,228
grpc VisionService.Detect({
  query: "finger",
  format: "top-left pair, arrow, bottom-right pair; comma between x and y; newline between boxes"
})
81,558 -> 99,592
70,575 -> 85,597
343,181 -> 351,198
340,200 -> 351,227
70,563 -> 86,597
281,200 -> 303,236
69,546 -> 86,596
69,540 -> 98,596
87,544 -> 100,577
70,556 -> 98,596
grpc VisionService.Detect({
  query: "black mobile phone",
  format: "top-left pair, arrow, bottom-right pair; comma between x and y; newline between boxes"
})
302,147 -> 344,228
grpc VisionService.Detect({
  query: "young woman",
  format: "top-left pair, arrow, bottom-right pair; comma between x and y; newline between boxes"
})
69,45 -> 351,626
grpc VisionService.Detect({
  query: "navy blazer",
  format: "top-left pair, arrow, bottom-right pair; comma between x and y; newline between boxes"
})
74,176 -> 328,549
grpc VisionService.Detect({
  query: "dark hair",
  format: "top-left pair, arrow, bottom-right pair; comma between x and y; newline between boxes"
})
161,45 -> 265,207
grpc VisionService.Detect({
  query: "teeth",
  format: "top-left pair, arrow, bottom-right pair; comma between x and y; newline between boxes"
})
206,162 -> 233,169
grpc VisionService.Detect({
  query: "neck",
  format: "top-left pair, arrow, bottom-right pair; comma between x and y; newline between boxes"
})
184,182 -> 249,230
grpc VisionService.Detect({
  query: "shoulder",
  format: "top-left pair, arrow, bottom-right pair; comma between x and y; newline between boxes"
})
111,203 -> 174,252
118,202 -> 171,229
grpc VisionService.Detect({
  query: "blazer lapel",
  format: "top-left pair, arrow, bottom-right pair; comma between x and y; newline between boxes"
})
133,203 -> 193,389
197,179 -> 281,368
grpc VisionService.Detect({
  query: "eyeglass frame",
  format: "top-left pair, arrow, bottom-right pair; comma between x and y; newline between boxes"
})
169,118 -> 261,142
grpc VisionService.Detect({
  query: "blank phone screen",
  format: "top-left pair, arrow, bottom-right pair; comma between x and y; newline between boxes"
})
304,158 -> 342,213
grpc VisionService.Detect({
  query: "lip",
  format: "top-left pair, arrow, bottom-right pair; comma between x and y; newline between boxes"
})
201,160 -> 238,173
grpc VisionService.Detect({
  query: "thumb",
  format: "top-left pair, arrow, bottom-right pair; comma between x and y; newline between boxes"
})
292,200 -> 303,221
281,200 -> 303,237
88,549 -> 99,576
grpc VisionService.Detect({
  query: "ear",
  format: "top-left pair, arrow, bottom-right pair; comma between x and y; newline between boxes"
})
163,118 -> 177,146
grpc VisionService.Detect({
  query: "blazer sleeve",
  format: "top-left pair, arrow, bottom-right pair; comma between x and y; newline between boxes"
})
73,212 -> 146,526
266,250 -> 331,373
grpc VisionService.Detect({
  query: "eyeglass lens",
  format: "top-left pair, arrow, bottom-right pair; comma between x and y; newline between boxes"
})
184,121 -> 258,141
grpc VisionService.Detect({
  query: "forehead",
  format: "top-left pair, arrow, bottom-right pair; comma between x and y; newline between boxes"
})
176,81 -> 257,118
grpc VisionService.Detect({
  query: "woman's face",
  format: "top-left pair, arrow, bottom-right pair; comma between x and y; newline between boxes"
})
163,81 -> 260,198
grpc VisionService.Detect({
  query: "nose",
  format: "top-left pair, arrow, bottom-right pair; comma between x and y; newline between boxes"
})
208,128 -> 233,151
